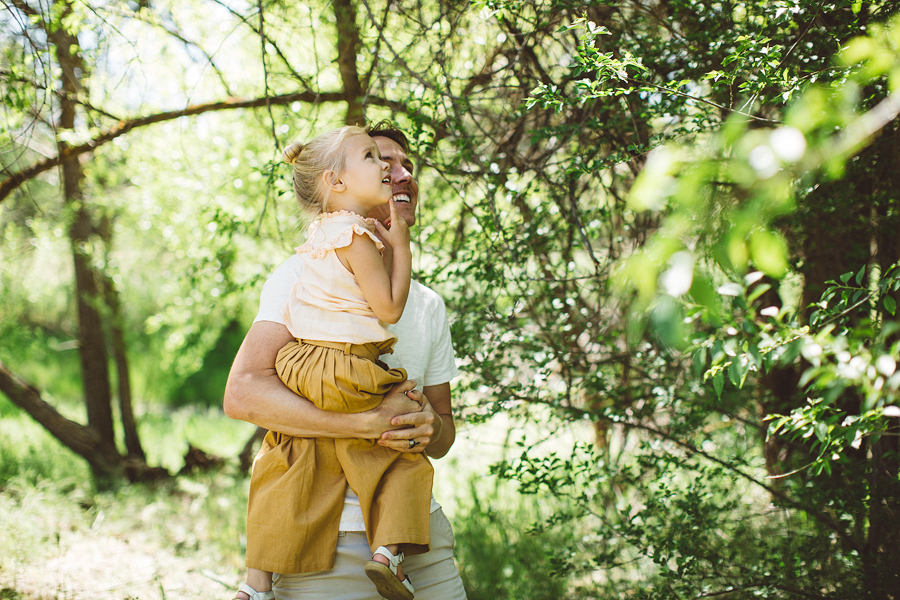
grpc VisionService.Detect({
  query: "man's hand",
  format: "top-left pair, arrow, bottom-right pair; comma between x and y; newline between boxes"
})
377,386 -> 440,454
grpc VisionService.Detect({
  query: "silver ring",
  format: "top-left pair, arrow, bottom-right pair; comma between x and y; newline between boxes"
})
408,439 -> 419,449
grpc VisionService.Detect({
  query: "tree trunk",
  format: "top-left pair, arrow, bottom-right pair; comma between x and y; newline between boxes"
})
96,213 -> 145,462
333,0 -> 365,125
876,120 -> 900,332
862,436 -> 900,599
52,1 -> 119,486
0,359 -> 170,484
104,271 -> 146,462
783,126 -> 900,599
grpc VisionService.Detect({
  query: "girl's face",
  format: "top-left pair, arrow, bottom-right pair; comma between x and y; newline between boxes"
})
334,134 -> 392,212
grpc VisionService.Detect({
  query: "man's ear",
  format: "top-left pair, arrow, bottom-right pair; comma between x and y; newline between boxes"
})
323,170 -> 345,192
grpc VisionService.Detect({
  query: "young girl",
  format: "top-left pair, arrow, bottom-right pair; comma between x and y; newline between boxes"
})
235,126 -> 432,600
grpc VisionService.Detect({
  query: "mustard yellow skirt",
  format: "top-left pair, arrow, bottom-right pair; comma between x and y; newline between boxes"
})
245,339 -> 433,574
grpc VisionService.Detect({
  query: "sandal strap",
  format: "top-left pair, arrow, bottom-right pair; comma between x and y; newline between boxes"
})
237,583 -> 275,600
373,545 -> 405,573
401,576 -> 414,594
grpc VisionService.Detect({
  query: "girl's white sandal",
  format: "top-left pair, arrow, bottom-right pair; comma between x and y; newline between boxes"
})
234,583 -> 275,600
365,546 -> 415,600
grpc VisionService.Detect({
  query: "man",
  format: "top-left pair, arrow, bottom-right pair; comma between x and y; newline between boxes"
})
224,121 -> 467,600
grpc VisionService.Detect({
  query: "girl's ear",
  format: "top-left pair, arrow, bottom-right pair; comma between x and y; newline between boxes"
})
323,170 -> 345,192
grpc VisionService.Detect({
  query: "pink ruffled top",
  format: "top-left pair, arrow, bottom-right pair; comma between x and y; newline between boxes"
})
282,211 -> 396,345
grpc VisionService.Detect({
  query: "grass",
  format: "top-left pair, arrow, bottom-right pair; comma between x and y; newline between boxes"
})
0,399 -> 251,600
0,398 -> 581,600
1,467 -> 249,600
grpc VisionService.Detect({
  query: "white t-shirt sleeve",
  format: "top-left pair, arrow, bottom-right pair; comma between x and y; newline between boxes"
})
253,255 -> 303,325
422,293 -> 459,388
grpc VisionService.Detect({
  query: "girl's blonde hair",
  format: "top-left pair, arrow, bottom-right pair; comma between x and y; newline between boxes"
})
282,125 -> 367,213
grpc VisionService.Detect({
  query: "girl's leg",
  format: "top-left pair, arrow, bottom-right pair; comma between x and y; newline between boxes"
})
246,568 -> 273,592
234,568 -> 274,600
373,543 -> 405,581
366,545 -> 414,600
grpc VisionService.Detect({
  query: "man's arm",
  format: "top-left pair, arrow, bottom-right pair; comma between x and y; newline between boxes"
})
223,320 -> 421,438
421,382 -> 456,458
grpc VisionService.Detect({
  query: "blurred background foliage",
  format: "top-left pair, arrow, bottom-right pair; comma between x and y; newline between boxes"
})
3,0 -> 900,598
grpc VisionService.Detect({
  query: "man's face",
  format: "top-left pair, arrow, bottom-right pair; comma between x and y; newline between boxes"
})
367,136 -> 419,227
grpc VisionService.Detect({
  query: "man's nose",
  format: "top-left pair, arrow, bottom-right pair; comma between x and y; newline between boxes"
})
392,164 -> 411,182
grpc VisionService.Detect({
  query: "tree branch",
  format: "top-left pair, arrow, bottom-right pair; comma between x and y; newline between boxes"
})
0,358 -> 102,461
0,90 -> 406,203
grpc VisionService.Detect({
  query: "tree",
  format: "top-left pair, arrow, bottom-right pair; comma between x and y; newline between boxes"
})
354,0 -> 900,597
2,0 -> 154,485
0,0 -> 401,485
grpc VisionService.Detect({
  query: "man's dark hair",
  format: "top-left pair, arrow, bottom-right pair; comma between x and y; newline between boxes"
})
365,120 -> 411,153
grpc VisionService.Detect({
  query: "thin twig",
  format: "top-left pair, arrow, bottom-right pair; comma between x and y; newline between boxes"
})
627,78 -> 780,124
256,0 -> 279,236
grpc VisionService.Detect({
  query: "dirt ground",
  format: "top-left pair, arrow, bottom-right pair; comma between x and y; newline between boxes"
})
0,474 -> 246,600
2,526 -> 235,600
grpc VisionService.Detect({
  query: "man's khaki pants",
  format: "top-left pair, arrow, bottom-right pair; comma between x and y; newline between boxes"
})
272,508 -> 467,600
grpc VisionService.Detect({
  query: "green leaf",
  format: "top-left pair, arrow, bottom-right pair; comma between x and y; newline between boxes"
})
728,359 -> 747,388
747,283 -> 771,303
749,230 -> 788,278
713,372 -> 724,398
822,384 -> 845,406
780,339 -> 804,366
747,345 -> 762,370
692,347 -> 708,378
884,295 -> 897,316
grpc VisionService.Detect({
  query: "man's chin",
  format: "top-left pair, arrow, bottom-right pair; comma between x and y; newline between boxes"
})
394,206 -> 416,226
370,204 -> 415,227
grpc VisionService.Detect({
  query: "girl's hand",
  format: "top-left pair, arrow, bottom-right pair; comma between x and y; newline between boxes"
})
363,379 -> 420,433
373,198 -> 410,250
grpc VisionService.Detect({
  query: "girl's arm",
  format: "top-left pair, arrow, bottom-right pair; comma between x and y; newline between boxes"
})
336,200 -> 411,323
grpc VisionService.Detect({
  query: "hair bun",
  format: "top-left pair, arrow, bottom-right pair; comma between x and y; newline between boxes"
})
282,141 -> 305,165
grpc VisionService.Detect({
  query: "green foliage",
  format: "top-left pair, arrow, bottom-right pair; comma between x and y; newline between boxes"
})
170,320 -> 247,407
580,10 -> 900,599
427,4 -> 900,599
763,263 -> 900,475
453,481 -> 574,600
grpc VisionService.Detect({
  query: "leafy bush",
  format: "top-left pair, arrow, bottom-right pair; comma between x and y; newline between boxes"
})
453,480 -> 574,600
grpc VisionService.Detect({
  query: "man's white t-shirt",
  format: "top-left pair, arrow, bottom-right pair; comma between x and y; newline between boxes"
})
253,253 -> 458,531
